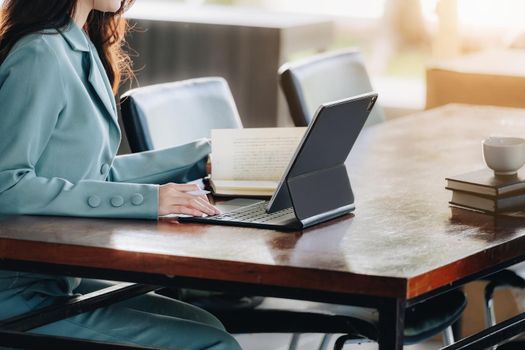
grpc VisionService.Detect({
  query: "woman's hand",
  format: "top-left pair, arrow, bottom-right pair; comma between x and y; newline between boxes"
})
158,183 -> 220,217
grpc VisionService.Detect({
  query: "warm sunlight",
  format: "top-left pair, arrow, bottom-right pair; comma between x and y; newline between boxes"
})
239,0 -> 525,30
458,0 -> 525,28
422,0 -> 525,28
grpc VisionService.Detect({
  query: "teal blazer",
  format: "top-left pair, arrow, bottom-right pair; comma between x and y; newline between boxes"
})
0,22 -> 209,295
0,21 -> 210,220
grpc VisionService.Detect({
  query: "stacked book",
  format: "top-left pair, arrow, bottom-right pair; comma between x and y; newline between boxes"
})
446,169 -> 525,213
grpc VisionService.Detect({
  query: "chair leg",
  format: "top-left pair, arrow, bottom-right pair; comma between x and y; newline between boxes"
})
318,334 -> 332,350
333,334 -> 370,350
486,294 -> 497,328
442,326 -> 455,346
334,334 -> 353,350
288,333 -> 300,350
485,288 -> 499,350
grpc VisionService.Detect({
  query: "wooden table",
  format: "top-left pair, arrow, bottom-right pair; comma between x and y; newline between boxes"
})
3,104 -> 525,349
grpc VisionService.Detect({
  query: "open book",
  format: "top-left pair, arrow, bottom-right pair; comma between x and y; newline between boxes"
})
210,127 -> 306,196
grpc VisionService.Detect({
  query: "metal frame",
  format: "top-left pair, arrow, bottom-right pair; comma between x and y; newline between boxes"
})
0,259 -> 401,309
0,282 -> 161,349
0,283 -> 159,332
0,330 -> 167,350
1,254 -> 525,350
0,259 -> 405,350
440,312 -> 525,350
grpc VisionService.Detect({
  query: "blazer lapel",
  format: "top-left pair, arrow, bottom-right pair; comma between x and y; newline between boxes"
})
87,50 -> 120,129
58,22 -> 119,129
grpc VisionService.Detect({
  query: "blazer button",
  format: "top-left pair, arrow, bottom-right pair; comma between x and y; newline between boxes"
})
110,196 -> 124,208
87,195 -> 101,208
131,193 -> 144,206
100,163 -> 110,175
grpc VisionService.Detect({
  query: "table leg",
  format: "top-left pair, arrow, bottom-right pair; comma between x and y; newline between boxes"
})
377,298 -> 406,350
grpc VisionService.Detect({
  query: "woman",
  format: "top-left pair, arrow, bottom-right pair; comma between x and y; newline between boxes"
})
0,0 -> 241,349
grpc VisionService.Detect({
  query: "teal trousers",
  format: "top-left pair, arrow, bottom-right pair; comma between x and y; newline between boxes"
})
0,277 -> 242,350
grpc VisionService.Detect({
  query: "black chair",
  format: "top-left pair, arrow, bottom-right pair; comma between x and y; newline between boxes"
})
214,291 -> 466,349
120,76 -> 264,311
482,270 -> 525,349
279,48 -> 384,128
278,50 -> 469,348
121,76 -> 467,349
121,77 -> 243,153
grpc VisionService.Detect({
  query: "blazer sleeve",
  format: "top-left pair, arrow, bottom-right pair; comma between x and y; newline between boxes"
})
0,40 -> 159,219
108,139 -> 210,184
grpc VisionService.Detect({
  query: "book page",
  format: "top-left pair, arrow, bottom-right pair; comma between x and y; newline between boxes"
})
211,179 -> 279,190
211,127 -> 306,181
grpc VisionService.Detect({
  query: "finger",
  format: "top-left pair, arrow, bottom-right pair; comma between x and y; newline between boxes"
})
210,201 -> 221,214
191,197 -> 218,215
172,196 -> 202,209
195,197 -> 220,214
189,198 -> 218,216
171,205 -> 207,217
168,196 -> 218,215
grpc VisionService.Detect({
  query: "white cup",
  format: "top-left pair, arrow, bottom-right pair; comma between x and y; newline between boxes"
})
482,137 -> 525,176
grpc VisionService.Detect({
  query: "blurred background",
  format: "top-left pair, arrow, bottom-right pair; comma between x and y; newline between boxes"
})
122,0 -> 525,129
2,0 -> 522,143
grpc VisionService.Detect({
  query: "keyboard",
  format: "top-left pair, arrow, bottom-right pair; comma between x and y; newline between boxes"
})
211,201 -> 294,224
179,199 -> 300,230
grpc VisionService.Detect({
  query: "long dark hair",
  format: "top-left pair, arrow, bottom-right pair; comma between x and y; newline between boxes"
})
0,0 -> 134,93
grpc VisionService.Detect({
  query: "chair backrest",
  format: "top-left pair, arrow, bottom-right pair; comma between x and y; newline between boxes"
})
120,77 -> 243,153
279,49 -> 385,127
